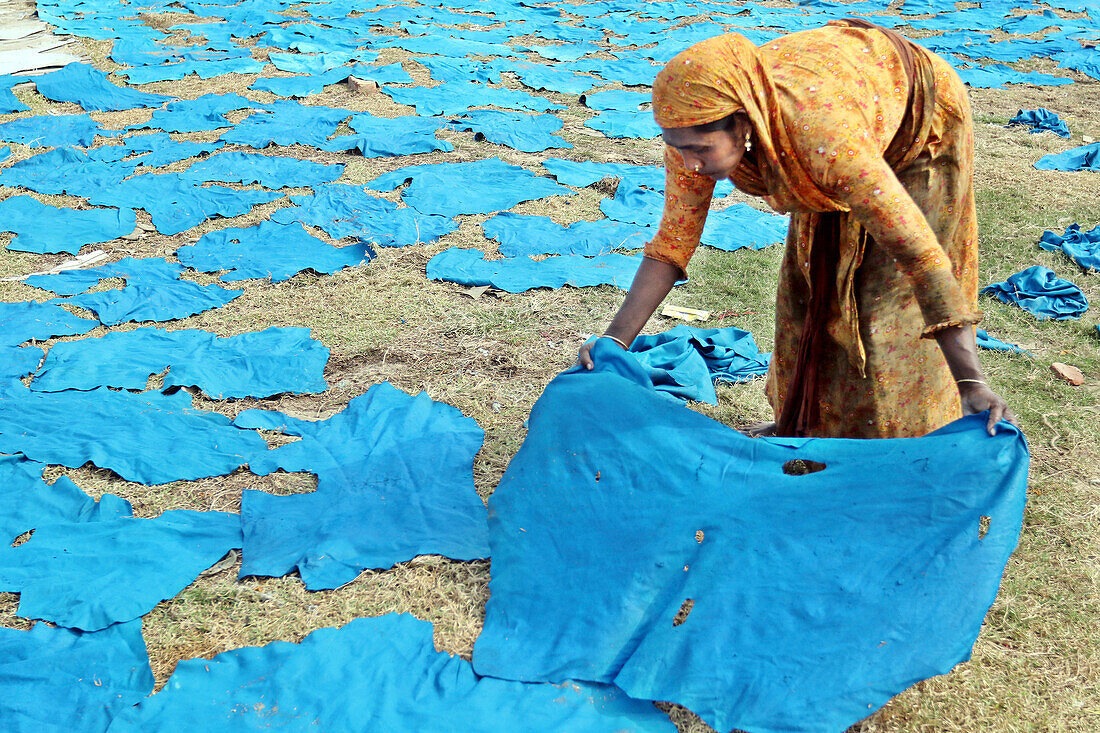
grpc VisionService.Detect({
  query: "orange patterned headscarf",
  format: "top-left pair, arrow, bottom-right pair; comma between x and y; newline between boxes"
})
652,33 -> 842,214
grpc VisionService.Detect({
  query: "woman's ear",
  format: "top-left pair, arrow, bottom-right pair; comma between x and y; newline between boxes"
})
729,111 -> 755,151
730,111 -> 751,135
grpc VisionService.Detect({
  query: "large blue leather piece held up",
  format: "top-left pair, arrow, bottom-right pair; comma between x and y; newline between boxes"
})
474,341 -> 1029,733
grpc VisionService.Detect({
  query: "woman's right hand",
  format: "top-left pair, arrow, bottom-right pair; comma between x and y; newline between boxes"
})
578,339 -> 598,370
576,257 -> 683,372
578,336 -> 629,370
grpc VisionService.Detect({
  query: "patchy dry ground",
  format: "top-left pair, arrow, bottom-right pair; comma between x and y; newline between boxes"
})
0,3 -> 1098,731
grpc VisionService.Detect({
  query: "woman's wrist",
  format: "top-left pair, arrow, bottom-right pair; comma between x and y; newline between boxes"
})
955,377 -> 990,393
933,325 -> 987,386
600,333 -> 631,350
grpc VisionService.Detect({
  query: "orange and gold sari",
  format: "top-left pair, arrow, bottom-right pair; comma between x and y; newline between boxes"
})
645,22 -> 982,439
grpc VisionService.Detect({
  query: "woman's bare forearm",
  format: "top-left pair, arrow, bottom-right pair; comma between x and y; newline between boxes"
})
603,257 -> 682,345
934,324 -> 1017,433
933,325 -> 984,382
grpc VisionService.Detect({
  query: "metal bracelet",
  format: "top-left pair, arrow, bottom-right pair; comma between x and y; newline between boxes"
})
601,334 -> 630,350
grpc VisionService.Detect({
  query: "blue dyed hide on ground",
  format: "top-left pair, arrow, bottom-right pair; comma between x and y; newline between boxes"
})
0,455 -> 131,543
585,109 -> 662,139
1034,142 -> 1100,171
1008,108 -> 1070,137
381,34 -> 523,61
121,56 -> 266,84
250,62 -> 409,97
183,151 -> 343,187
26,257 -> 242,325
68,276 -> 235,327
0,196 -> 135,254
367,158 -> 574,216
234,383 -> 488,590
269,51 -> 376,74
271,184 -> 457,244
0,621 -> 153,733
75,172 -> 283,235
981,266 -> 1089,320
1039,223 -> 1100,271
343,61 -> 412,84
542,158 -> 665,188
322,114 -> 450,156
0,300 -> 98,346
33,63 -> 172,111
0,383 -> 267,484
32,326 -> 328,398
0,147 -> 134,197
26,257 -> 185,296
540,157 -> 736,201
444,110 -> 571,152
414,56 -> 501,84
219,101 -> 352,147
382,81 -> 564,116
106,614 -> 674,732
521,40 -> 602,60
0,75 -> 28,113
954,63 -> 1073,88
178,221 -> 371,282
628,325 -> 771,404
600,183 -> 688,226
563,57 -> 660,86
602,183 -> 787,249
128,93 -> 257,133
581,89 -> 651,112
999,9 -> 1077,34
976,329 -> 1029,354
0,510 -> 242,631
492,60 -> 597,94
0,345 -> 43,380
1054,47 -> 1100,81
483,212 -> 648,256
427,247 -> 644,292
249,67 -> 347,97
473,341 -> 1029,733
699,203 -> 790,251
108,132 -> 223,167
0,113 -> 101,147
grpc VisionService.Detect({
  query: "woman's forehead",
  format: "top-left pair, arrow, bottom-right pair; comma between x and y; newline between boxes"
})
662,126 -> 720,147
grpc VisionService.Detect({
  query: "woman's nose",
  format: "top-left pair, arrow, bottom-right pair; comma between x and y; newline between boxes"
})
680,151 -> 702,172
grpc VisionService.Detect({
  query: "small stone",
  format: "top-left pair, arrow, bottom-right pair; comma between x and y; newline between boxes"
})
347,76 -> 378,94
1050,362 -> 1085,386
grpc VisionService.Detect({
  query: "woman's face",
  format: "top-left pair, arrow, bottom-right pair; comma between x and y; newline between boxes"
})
662,124 -> 747,180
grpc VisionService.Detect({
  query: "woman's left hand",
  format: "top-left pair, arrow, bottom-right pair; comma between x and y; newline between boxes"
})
958,381 -> 1018,436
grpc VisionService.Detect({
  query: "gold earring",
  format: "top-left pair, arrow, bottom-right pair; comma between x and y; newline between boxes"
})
745,133 -> 752,152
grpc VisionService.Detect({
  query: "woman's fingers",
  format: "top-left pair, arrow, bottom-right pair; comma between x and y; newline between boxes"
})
959,383 -> 1017,436
986,401 -> 1003,436
578,343 -> 595,370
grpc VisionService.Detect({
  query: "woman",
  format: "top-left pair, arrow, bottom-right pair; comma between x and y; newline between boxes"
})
579,20 -> 1016,439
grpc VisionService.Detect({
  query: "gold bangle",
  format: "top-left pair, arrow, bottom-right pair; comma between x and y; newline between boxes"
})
956,378 -> 987,386
601,334 -> 630,350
